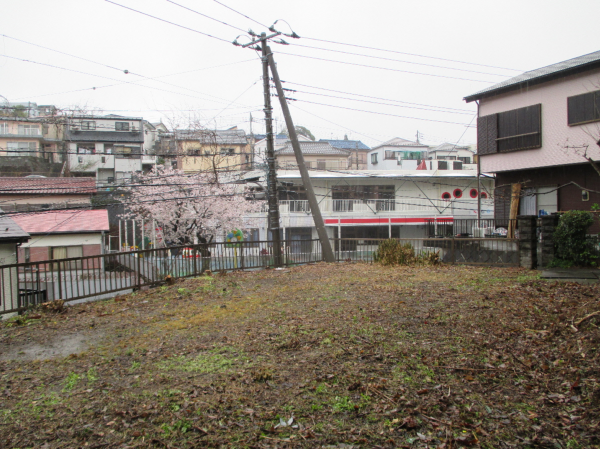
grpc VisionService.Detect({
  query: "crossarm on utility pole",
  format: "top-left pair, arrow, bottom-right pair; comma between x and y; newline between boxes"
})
266,46 -> 336,263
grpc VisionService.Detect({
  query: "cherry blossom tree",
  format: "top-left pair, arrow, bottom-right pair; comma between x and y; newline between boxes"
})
120,165 -> 261,246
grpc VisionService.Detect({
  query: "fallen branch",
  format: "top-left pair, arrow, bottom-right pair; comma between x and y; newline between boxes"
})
575,311 -> 600,327
434,366 -> 506,371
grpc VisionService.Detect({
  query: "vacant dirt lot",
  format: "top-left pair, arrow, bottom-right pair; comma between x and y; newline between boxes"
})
1,263 -> 599,448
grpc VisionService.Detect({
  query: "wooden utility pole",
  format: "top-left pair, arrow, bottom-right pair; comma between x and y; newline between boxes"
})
261,33 -> 282,267
507,183 -> 521,239
266,45 -> 336,262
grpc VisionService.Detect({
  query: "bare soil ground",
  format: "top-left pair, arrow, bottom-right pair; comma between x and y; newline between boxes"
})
1,263 -> 600,448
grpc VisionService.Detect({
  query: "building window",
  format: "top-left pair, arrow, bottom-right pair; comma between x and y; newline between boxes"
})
458,156 -> 471,164
18,124 -> 40,135
453,161 -> 463,170
7,142 -> 36,156
478,104 -> 541,155
77,144 -> 95,154
52,246 -> 83,269
370,153 -> 378,164
81,121 -> 96,130
438,161 -> 448,170
0,122 -> 8,134
568,90 -> 600,126
115,122 -> 130,131
384,150 -> 396,160
220,147 -> 235,155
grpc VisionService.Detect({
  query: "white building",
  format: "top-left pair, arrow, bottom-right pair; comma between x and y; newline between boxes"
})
65,115 -> 156,184
367,137 -> 430,170
244,167 -> 494,244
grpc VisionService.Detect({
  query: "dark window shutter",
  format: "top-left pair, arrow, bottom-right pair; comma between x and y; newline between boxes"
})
497,104 -> 541,152
568,91 -> 600,125
453,161 -> 462,170
477,114 -> 498,155
438,161 -> 448,170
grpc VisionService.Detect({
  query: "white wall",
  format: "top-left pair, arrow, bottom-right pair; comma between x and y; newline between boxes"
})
21,233 -> 102,249
0,243 -> 18,315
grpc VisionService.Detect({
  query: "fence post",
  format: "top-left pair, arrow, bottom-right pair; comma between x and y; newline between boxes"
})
451,237 -> 456,264
57,262 -> 62,300
517,215 -> 537,269
539,214 -> 560,268
137,252 -> 142,289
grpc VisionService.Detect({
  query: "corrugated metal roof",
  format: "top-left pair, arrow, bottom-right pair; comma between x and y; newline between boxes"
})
64,130 -> 144,143
319,139 -> 371,150
175,128 -> 248,145
372,137 -> 429,150
465,50 -> 600,102
0,208 -> 30,242
12,210 -> 109,234
0,177 -> 97,195
275,141 -> 351,156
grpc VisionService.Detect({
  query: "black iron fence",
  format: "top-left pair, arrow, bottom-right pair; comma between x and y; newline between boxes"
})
0,237 -> 518,316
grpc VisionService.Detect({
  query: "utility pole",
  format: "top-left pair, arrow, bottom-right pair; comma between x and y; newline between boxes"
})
266,45 -> 336,262
261,33 -> 282,267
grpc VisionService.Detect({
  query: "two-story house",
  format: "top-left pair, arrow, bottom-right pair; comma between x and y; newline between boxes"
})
367,137 -> 429,170
176,127 -> 251,173
275,141 -> 353,170
464,50 -> 600,221
319,139 -> 371,169
65,114 -> 153,184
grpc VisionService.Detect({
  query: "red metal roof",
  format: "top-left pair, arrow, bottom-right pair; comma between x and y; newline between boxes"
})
0,177 -> 97,195
12,210 -> 109,234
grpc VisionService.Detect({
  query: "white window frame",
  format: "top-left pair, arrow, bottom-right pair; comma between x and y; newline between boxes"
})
115,122 -> 130,131
81,121 -> 96,130
18,124 -> 40,135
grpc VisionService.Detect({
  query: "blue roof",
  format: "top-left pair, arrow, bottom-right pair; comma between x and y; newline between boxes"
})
319,139 -> 370,150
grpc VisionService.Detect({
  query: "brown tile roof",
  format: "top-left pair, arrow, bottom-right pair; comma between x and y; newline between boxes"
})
0,177 -> 97,195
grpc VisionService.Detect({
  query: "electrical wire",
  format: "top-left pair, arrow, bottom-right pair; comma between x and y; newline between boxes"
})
210,0 -> 269,29
104,0 -> 231,43
275,51 -> 497,84
165,0 -> 247,33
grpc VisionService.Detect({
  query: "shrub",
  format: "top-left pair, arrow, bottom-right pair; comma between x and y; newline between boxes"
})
552,210 -> 598,267
373,239 -> 416,266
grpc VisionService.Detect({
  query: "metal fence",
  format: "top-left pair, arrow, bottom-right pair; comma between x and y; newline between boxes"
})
0,237 -> 519,316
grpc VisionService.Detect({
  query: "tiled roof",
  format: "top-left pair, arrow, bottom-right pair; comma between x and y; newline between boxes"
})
0,177 -> 97,195
372,137 -> 429,150
319,139 -> 371,151
12,210 -> 109,234
0,208 -> 30,243
276,141 -> 351,156
465,50 -> 600,102
175,128 -> 248,145
64,130 -> 144,143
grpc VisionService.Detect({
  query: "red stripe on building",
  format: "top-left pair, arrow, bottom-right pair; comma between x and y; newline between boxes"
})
324,217 -> 454,225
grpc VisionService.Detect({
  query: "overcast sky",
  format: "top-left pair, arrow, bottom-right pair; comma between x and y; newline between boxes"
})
1,0 -> 598,148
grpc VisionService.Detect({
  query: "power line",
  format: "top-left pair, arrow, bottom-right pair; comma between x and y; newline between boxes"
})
210,0 -> 269,29
292,99 -> 474,126
288,42 -> 512,78
165,0 -> 247,33
276,51 -> 497,83
284,81 -> 474,113
302,36 -> 523,72
290,89 -> 474,115
104,0 -> 231,43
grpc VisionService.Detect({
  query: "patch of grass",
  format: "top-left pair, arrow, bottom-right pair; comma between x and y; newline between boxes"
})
63,372 -> 81,392
157,347 -> 245,373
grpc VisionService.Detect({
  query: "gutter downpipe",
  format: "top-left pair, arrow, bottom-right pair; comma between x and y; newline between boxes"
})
476,100 -> 481,229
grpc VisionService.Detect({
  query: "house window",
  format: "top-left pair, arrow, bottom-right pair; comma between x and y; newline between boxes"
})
81,121 -> 96,130
370,153 -> 378,164
220,147 -> 235,155
0,122 -> 8,134
384,150 -> 396,160
458,156 -> 471,164
453,161 -> 463,170
51,246 -> 83,269
568,90 -> 600,126
115,122 -> 130,131
438,161 -> 448,170
18,124 -> 40,135
77,144 -> 95,154
478,104 -> 542,155
7,142 -> 36,156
